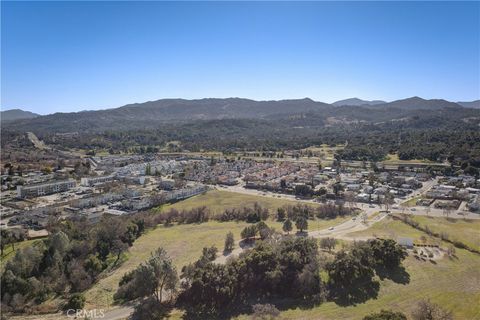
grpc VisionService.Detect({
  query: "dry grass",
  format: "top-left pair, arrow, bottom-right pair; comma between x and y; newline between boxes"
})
410,216 -> 480,252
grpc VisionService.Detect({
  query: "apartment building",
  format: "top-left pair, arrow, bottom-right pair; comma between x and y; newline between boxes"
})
17,179 -> 76,198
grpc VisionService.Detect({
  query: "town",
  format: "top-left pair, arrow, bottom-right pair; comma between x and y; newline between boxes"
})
2,151 -> 479,242
1,1 -> 479,319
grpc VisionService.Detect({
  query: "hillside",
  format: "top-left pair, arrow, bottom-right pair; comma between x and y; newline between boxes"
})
457,100 -> 480,109
0,109 -> 39,121
332,98 -> 386,106
1,97 -> 473,134
371,97 -> 463,110
1,98 -> 331,133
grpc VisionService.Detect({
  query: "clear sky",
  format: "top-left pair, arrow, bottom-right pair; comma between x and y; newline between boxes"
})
1,1 -> 479,114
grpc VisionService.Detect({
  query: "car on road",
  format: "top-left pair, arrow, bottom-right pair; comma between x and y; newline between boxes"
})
411,208 -> 416,211
352,217 -> 356,221
328,227 -> 334,231
369,205 -> 375,208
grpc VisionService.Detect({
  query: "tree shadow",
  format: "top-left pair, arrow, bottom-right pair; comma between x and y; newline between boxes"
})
130,298 -> 172,320
239,239 -> 255,249
295,231 -> 308,237
374,265 -> 410,284
330,279 -> 380,306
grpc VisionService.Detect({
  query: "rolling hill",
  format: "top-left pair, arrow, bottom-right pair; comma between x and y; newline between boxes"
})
332,98 -> 386,106
0,109 -> 39,121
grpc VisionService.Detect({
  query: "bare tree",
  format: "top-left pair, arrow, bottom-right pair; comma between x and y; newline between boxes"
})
411,299 -> 453,320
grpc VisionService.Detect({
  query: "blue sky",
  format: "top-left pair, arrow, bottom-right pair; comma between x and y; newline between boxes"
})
1,1 -> 479,114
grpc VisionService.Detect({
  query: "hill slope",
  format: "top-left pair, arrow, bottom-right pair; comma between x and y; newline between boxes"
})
457,100 -> 480,109
1,97 -> 472,134
0,109 -> 39,121
332,98 -> 386,106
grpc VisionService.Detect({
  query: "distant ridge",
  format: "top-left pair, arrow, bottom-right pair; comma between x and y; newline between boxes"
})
1,96 -> 474,134
1,109 -> 39,121
457,100 -> 480,109
332,98 -> 386,107
375,96 -> 463,110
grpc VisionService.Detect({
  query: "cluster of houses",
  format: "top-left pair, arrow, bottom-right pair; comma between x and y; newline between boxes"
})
2,154 -> 480,235
183,160 -> 252,185
425,175 -> 480,212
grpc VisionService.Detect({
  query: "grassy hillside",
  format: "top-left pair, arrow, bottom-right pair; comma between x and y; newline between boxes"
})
85,218 -> 345,309
86,191 -> 336,309
409,216 -> 480,252
234,249 -> 480,320
349,216 -> 430,242
234,217 -> 480,320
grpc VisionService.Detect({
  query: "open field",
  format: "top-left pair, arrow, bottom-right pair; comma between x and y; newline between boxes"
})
349,216 -> 432,242
409,216 -> 480,252
382,153 -> 437,164
401,196 -> 422,207
234,249 -> 480,320
234,217 -> 480,320
85,218 -> 345,309
157,189 -> 320,215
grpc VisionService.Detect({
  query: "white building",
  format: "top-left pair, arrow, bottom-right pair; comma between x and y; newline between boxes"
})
17,180 -> 76,198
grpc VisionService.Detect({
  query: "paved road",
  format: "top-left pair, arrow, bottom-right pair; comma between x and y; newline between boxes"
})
214,203 -> 387,264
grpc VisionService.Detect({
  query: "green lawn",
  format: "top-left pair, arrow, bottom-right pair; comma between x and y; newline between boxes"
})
157,189 -> 320,215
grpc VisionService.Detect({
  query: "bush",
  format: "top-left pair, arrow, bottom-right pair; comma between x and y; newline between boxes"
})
64,293 -> 85,311
251,303 -> 280,320
363,309 -> 407,320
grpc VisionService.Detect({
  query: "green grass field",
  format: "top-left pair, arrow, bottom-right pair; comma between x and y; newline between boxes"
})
158,189 -> 320,214
409,216 -> 480,252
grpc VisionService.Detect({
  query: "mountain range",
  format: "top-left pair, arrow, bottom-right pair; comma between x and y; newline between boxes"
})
1,96 -> 478,134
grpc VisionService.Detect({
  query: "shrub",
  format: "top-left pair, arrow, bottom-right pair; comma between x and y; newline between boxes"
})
251,303 -> 280,320
64,293 -> 85,311
363,309 -> 407,320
